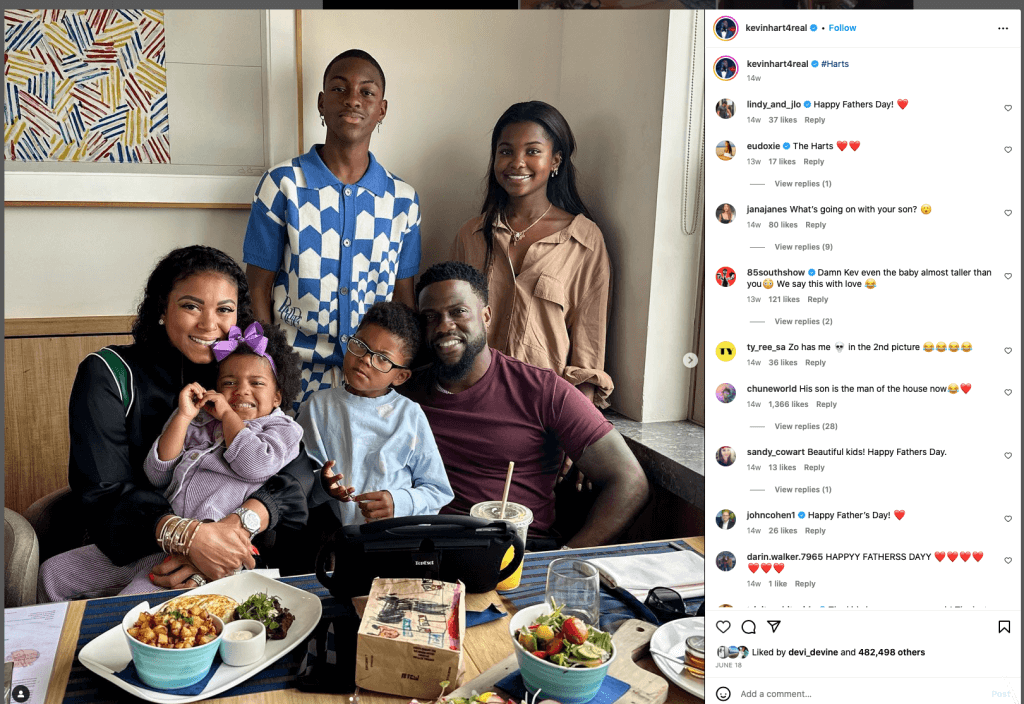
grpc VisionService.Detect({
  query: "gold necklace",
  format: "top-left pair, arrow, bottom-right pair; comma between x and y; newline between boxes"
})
501,203 -> 552,246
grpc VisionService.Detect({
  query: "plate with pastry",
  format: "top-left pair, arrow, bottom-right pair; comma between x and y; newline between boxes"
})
649,617 -> 704,700
77,571 -> 321,703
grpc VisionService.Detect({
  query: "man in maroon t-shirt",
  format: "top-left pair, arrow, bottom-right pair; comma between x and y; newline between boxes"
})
403,262 -> 649,548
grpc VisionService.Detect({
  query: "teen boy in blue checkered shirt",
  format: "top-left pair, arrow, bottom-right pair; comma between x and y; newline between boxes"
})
244,49 -> 420,408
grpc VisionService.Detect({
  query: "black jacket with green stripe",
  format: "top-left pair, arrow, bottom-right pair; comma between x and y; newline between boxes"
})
68,341 -> 315,566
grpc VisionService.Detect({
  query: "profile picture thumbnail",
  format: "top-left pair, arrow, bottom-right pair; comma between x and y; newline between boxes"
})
716,98 -> 735,119
715,16 -> 738,40
716,446 -> 736,466
716,383 -> 736,404
715,56 -> 737,80
717,509 -> 737,530
716,203 -> 736,223
716,140 -> 736,161
739,646 -> 750,658
716,266 -> 736,287
716,551 -> 737,572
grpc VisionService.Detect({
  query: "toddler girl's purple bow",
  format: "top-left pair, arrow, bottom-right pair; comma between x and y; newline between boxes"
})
211,322 -> 277,376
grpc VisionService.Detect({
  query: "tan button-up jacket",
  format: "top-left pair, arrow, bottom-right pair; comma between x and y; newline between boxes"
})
450,213 -> 614,407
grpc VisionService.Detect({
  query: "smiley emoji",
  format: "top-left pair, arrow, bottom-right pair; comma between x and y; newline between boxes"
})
921,204 -> 932,215
962,341 -> 972,352
936,342 -> 947,352
865,278 -> 876,289
763,278 -> 774,289
948,383 -> 959,394
949,341 -> 960,352
923,341 -> 934,352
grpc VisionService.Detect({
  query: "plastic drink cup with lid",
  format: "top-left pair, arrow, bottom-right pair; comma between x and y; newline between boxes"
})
470,501 -> 533,590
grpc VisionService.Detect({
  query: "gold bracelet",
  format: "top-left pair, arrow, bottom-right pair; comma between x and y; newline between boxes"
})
184,521 -> 202,557
159,516 -> 181,554
169,518 -> 192,555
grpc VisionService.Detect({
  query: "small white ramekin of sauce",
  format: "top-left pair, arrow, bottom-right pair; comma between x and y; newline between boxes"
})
219,619 -> 266,666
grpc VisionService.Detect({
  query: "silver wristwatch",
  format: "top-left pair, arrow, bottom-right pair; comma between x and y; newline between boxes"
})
232,507 -> 261,539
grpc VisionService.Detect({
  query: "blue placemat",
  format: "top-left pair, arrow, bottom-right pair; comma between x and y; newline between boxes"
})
467,604 -> 508,627
499,540 -> 702,632
114,658 -> 223,696
495,670 -> 630,704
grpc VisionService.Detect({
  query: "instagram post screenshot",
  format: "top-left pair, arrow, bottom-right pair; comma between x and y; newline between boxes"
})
0,5 -> 1018,704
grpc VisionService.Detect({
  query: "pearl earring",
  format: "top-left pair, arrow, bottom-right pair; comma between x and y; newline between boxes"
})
159,318 -> 165,326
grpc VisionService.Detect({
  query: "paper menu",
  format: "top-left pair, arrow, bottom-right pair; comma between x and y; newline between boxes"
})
4,601 -> 69,704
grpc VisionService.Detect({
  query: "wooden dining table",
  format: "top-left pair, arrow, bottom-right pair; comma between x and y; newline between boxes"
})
43,537 -> 704,704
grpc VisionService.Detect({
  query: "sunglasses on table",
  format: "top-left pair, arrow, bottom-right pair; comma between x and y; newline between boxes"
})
644,586 -> 704,623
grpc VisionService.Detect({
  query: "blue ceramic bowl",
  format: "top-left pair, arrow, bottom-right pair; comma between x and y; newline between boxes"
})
509,604 -> 616,704
121,604 -> 224,689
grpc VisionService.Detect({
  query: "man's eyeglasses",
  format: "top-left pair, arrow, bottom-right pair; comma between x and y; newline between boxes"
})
346,337 -> 409,374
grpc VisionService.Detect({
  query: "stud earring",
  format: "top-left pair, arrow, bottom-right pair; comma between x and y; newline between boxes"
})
159,317 -> 165,326
320,114 -> 325,126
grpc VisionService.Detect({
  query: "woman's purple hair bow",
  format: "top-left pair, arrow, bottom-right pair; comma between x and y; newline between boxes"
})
212,321 -> 277,376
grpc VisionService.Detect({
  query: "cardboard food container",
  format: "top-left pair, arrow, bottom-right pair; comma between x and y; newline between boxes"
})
355,577 -> 466,699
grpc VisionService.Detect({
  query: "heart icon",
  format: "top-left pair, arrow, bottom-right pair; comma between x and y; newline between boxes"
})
1006,273 -> 1013,279
1005,389 -> 1013,396
1006,516 -> 1013,522
1006,348 -> 1013,354
1006,105 -> 1013,111
773,563 -> 784,573
935,551 -> 946,562
894,510 -> 905,520
948,551 -> 958,562
1006,146 -> 1013,153
761,563 -> 772,573
717,620 -> 731,633
837,140 -> 848,151
749,563 -> 759,574
959,551 -> 971,562
1006,557 -> 1013,564
1006,210 -> 1013,216
961,383 -> 971,393
849,140 -> 861,151
973,551 -> 983,562
1006,452 -> 1013,459
897,98 -> 908,109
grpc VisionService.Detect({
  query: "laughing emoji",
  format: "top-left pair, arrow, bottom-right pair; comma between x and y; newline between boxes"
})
949,341 -> 960,352
865,278 -> 876,289
962,341 -> 972,352
923,341 -> 934,352
936,342 -> 947,352
948,383 -> 959,394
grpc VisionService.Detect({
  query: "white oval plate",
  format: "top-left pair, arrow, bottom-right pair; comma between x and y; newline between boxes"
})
650,617 -> 704,700
77,572 -> 322,703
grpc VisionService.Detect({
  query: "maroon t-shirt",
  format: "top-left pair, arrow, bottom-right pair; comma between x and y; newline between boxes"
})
402,350 -> 613,536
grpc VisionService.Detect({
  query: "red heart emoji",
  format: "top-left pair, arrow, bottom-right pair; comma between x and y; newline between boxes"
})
935,551 -> 946,561
836,140 -> 848,151
897,98 -> 908,109
961,383 -> 971,394
749,563 -> 758,573
773,563 -> 784,573
894,510 -> 905,520
959,551 -> 971,562
973,551 -> 983,562
850,140 -> 861,151
761,563 -> 772,573
947,551 -> 958,561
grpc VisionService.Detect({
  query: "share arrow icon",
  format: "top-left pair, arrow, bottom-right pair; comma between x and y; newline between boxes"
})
768,620 -> 781,633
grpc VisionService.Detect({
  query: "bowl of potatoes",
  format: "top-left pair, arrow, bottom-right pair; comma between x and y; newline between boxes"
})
121,602 -> 224,689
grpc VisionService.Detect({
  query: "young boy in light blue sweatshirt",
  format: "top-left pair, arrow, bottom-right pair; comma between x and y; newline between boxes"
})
297,301 -> 453,526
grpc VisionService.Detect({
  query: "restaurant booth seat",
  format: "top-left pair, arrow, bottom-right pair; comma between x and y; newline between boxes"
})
5,507 -> 40,607
23,485 -> 84,564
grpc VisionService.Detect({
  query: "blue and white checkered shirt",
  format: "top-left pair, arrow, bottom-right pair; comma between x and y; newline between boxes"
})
244,146 -> 421,406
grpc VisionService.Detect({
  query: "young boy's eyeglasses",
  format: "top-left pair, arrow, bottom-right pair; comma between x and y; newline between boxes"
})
346,337 -> 409,374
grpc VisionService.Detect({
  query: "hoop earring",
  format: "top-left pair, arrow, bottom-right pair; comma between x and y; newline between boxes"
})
320,114 -> 325,126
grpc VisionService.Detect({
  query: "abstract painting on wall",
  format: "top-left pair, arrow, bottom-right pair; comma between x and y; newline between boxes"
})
4,9 -> 168,163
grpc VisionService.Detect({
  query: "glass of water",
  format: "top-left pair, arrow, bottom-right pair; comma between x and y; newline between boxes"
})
544,558 -> 601,626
